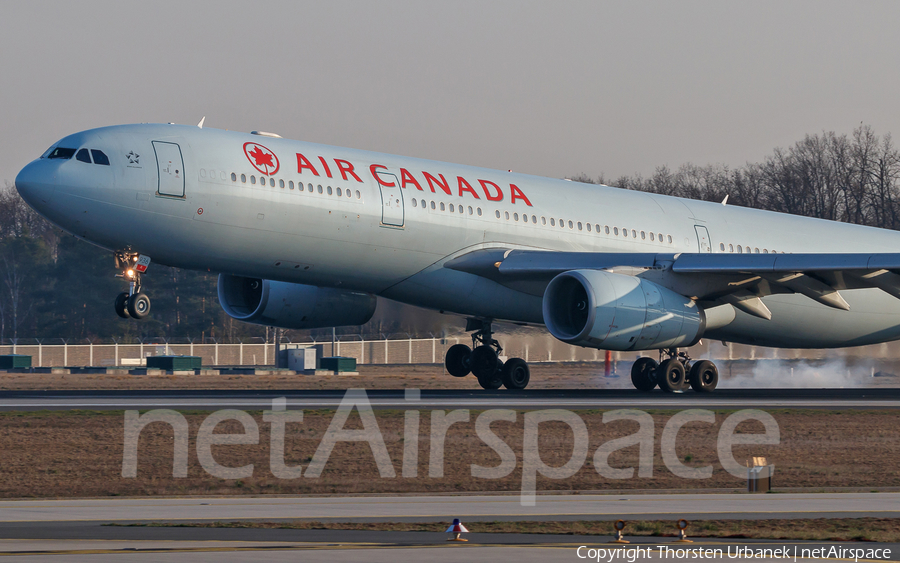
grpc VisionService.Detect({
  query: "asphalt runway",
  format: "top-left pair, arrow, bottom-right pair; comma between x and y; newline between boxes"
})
3,493 -> 898,524
1,388 -> 899,411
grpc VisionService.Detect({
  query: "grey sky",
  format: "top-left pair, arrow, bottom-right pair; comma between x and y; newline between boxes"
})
3,1 -> 900,186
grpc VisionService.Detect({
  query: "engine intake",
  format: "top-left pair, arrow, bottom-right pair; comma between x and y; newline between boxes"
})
543,269 -> 705,351
218,274 -> 376,329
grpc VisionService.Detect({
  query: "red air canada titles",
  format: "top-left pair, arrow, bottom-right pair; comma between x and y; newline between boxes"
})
295,152 -> 532,206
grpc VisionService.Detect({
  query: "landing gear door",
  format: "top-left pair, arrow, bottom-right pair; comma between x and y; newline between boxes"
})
694,225 -> 711,253
153,141 -> 185,197
376,171 -> 404,227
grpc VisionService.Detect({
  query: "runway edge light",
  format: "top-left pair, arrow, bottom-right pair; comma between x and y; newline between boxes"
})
673,519 -> 693,543
446,518 -> 469,542
609,519 -> 629,544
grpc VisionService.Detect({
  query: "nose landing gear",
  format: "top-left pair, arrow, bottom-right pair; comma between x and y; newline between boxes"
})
113,251 -> 152,320
443,319 -> 531,390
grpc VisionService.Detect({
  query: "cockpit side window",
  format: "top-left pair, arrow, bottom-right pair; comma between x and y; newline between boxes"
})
47,147 -> 76,160
76,149 -> 92,163
91,150 -> 110,166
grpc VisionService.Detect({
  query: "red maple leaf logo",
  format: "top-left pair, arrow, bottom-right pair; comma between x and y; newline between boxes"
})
243,142 -> 280,175
249,146 -> 274,168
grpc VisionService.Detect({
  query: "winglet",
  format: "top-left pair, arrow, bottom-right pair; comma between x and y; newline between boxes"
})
197,116 -> 206,129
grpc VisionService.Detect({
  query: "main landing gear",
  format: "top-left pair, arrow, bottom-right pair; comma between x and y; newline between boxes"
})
630,348 -> 719,393
113,251 -> 152,320
444,319 -> 531,390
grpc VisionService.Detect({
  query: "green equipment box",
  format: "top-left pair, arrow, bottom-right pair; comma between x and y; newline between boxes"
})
146,356 -> 202,371
320,356 -> 357,372
0,355 -> 31,369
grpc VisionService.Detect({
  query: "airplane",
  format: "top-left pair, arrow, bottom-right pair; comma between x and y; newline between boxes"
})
15,122 -> 900,393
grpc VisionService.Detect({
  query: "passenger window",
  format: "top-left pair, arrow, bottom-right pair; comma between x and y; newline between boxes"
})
667,235 -> 673,243
531,215 -> 537,223
729,244 -> 734,252
550,218 -> 556,226
658,233 -> 663,241
412,199 -> 418,207
577,222 -> 583,230
506,211 -> 511,220
440,202 -> 446,211
91,150 -> 110,165
496,210 -> 501,218
279,179 -> 285,188
48,147 -> 76,159
430,201 -> 436,209
763,249 -> 769,254
641,231 -> 646,239
542,217 -> 547,225
356,190 -> 361,199
241,174 -> 247,183
251,176 -> 256,184
459,206 -> 464,214
308,183 -> 313,192
632,229 -> 637,238
719,242 -> 724,251
289,181 -> 294,190
337,187 -> 342,196
231,173 -> 237,182
468,206 -> 473,215
514,213 -> 519,221
613,227 -> 619,235
623,229 -> 628,237
595,224 -> 600,232
327,186 -> 333,195
587,223 -> 592,232
605,226 -> 610,234
754,248 -> 760,253
317,185 -> 323,193
477,208 -> 482,216
737,246 -> 743,254
449,204 -> 455,212
76,149 -> 92,163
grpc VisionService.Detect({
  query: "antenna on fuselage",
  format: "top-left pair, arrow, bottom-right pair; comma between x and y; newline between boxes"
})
197,116 -> 206,129
721,195 -> 729,206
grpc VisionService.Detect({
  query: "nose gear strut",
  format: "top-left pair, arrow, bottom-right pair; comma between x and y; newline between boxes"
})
113,251 -> 152,320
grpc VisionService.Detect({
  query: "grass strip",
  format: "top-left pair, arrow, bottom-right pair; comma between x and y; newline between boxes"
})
114,518 -> 900,542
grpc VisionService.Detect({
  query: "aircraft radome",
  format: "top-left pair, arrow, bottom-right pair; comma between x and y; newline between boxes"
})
16,122 -> 900,393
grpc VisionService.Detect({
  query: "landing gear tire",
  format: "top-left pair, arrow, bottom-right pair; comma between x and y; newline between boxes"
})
631,357 -> 659,392
127,293 -> 151,319
445,344 -> 472,377
477,373 -> 503,390
470,345 -> 500,380
114,292 -> 130,319
657,358 -> 687,393
501,358 -> 530,390
689,360 -> 718,392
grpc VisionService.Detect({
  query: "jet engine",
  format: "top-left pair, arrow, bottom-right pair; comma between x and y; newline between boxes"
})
217,274 -> 376,329
542,269 -> 705,351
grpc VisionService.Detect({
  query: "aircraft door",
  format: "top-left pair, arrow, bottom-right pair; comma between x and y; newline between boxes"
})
694,225 -> 711,253
153,141 -> 185,197
376,171 -> 404,227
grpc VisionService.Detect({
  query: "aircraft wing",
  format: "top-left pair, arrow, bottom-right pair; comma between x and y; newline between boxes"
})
444,249 -> 900,320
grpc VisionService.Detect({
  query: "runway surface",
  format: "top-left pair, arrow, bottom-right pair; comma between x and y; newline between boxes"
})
3,493 -> 898,524
0,536 -> 896,562
1,388 -> 898,411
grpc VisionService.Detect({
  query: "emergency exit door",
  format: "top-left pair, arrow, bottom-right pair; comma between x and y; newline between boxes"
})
153,141 -> 185,197
376,172 -> 404,227
695,225 -> 711,252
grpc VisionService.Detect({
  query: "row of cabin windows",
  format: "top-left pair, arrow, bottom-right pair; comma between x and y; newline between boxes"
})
230,173 -> 362,200
719,242 -> 781,254
411,198 -> 483,216
47,147 -> 110,165
493,209 -> 673,243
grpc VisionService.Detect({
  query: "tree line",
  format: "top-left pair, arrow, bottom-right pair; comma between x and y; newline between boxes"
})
1,124 -> 898,342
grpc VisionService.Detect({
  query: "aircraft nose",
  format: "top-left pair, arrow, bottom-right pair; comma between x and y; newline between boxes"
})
15,160 -> 54,207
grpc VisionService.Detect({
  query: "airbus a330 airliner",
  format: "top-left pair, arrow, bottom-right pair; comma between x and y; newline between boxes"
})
15,122 -> 900,393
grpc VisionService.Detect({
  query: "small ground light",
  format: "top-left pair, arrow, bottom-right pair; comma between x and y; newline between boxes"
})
610,519 -> 629,544
446,518 -> 469,542
674,519 -> 692,543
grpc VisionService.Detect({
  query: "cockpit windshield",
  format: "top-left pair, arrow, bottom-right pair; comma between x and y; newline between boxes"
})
47,147 -> 76,160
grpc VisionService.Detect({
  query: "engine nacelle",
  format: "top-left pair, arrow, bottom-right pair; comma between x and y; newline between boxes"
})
217,274 -> 376,329
542,269 -> 705,351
